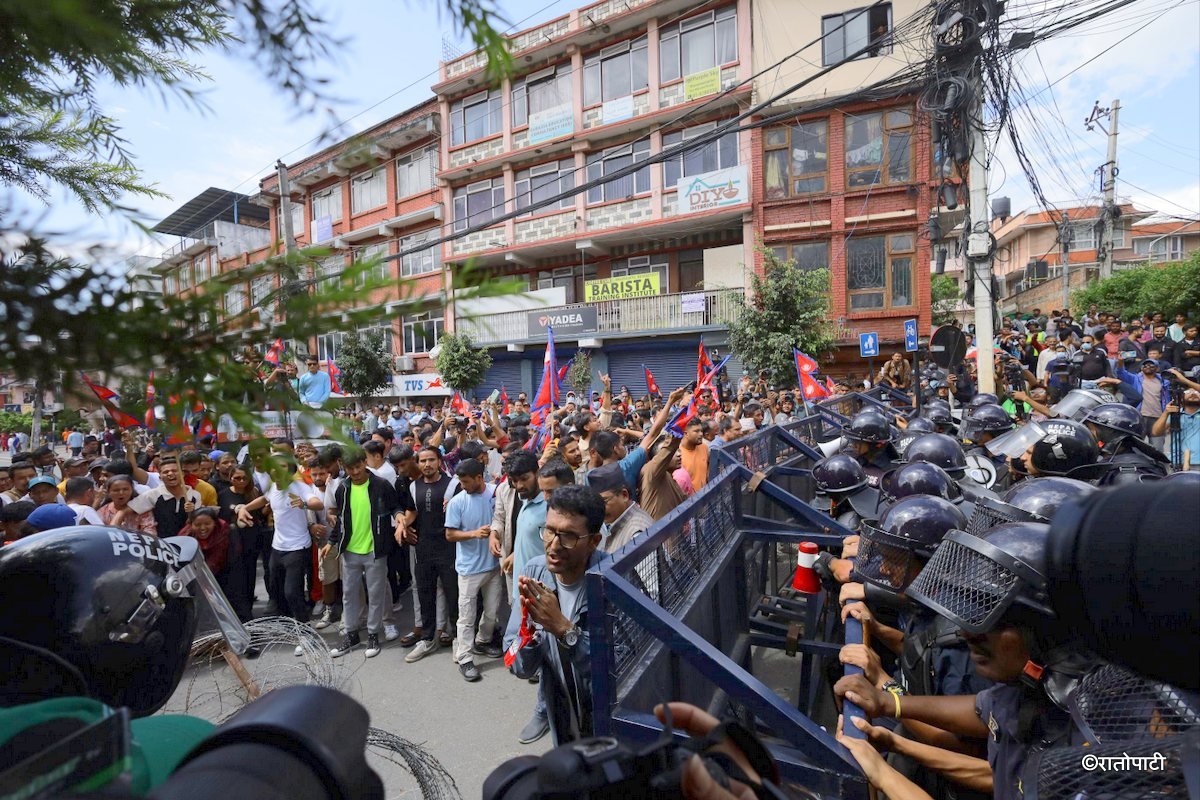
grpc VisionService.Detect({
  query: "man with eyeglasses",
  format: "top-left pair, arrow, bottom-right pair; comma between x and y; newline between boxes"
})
504,484 -> 609,746
298,357 -> 332,408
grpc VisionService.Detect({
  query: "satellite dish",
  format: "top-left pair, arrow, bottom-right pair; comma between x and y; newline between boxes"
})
928,326 -> 968,369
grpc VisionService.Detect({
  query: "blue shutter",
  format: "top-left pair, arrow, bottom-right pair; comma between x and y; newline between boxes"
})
479,358 -> 524,399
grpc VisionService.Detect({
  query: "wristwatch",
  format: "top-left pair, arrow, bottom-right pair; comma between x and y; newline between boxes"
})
558,625 -> 581,648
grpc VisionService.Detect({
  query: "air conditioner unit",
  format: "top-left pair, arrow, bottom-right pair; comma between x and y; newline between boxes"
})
394,354 -> 415,372
1024,259 -> 1049,282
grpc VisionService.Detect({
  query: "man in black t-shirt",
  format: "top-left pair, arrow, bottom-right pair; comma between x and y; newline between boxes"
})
403,447 -> 460,663
1076,335 -> 1111,383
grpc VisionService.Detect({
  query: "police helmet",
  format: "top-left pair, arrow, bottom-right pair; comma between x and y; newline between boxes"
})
0,527 -> 250,716
852,495 -> 966,591
1028,420 -> 1101,477
878,461 -> 963,506
959,403 -> 1014,443
968,393 -> 1001,409
1082,403 -> 1145,444
921,401 -> 956,429
811,454 -> 869,495
902,432 -> 968,477
1163,470 -> 1200,486
896,417 -> 937,453
1002,477 -> 1097,521
841,409 -> 894,444
908,520 -> 1054,634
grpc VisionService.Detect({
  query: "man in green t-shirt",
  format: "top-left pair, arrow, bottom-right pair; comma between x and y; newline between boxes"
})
323,449 -> 404,659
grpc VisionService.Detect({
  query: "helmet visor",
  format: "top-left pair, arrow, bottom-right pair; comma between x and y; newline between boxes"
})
851,521 -> 920,591
163,536 -> 251,654
1050,390 -> 1104,421
965,496 -> 1044,537
906,530 -> 1041,634
984,421 -> 1047,459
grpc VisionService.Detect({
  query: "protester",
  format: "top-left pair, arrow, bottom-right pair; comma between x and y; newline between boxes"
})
445,458 -> 502,682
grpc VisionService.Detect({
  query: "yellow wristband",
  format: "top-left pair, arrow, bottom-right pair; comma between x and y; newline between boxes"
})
893,690 -> 902,719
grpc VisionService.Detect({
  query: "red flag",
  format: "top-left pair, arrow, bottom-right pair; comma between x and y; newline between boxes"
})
328,360 -> 343,394
799,370 -> 830,402
794,348 -> 819,377
825,376 -> 838,395
556,357 -> 573,392
144,372 -> 157,429
500,385 -> 510,415
643,364 -> 661,397
80,373 -> 141,429
530,326 -> 560,416
263,338 -> 285,367
450,390 -> 471,415
697,340 -> 714,386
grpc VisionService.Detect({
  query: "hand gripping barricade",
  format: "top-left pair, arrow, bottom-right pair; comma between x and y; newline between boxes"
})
590,396 -> 913,798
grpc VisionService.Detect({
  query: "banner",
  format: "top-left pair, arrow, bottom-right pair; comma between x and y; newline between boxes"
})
684,66 -> 720,101
601,95 -> 634,124
528,105 -> 574,145
583,273 -> 660,302
676,166 -> 750,214
527,307 -> 598,338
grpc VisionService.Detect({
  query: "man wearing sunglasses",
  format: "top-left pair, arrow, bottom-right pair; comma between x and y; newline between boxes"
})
504,484 -> 608,746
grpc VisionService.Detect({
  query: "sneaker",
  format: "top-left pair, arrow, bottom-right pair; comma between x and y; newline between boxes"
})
518,713 -> 550,744
365,634 -> 382,658
472,641 -> 504,659
311,601 -> 325,617
458,660 -> 482,682
438,630 -> 453,647
404,638 -> 438,663
330,633 -> 361,658
384,623 -> 400,642
399,629 -> 422,647
314,608 -> 334,630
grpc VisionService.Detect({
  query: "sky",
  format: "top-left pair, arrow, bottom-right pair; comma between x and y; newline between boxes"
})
18,0 -> 1200,260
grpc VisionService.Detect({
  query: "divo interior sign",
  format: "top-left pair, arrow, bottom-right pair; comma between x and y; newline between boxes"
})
526,307 -> 599,337
676,165 -> 749,214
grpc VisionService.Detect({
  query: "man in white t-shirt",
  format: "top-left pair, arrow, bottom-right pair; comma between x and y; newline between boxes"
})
238,459 -> 323,622
64,477 -> 104,525
363,440 -> 397,483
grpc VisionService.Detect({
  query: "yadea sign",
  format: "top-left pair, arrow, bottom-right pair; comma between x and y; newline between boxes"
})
526,307 -> 598,338
677,166 -> 749,214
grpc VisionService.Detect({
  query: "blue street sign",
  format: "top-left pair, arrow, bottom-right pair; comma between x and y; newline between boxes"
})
904,319 -> 919,352
859,332 -> 879,358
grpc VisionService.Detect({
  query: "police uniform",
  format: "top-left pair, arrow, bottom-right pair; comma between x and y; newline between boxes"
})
975,683 -> 1085,798
1095,441 -> 1168,485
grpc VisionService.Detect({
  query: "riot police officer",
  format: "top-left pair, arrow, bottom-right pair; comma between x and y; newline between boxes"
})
810,453 -> 881,528
1081,402 -> 1169,484
896,416 -> 937,456
958,403 -> 1015,490
839,409 -> 902,484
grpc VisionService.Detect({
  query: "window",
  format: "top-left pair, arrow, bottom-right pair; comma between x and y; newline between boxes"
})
311,184 -> 343,223
1134,235 -> 1183,261
194,254 -> 210,283
178,263 -> 192,291
289,200 -> 305,238
663,124 -> 739,188
452,177 -> 506,232
679,249 -> 705,291
450,90 -> 502,145
769,241 -> 830,271
584,37 -> 649,106
846,233 -> 913,311
316,256 -> 344,287
316,332 -> 345,363
516,159 -> 576,214
165,272 -> 178,295
1111,225 -> 1125,248
224,286 -> 247,315
350,169 -> 386,214
355,243 -> 390,286
845,107 -> 912,188
612,255 -> 668,294
821,5 -> 892,66
764,121 -> 829,198
403,312 -> 444,354
357,322 -> 395,355
660,7 -> 737,84
586,139 -> 651,203
534,264 -> 596,304
250,274 -> 273,306
512,65 -> 572,129
399,230 -> 442,276
397,148 -> 436,198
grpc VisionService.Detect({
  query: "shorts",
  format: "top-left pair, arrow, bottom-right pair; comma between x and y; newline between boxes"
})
318,545 -> 342,583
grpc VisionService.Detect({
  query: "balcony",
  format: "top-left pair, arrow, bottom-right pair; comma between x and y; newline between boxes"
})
159,222 -> 218,266
456,286 -> 744,347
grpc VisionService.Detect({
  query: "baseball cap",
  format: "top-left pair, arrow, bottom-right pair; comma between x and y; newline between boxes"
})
209,450 -> 225,461
64,457 -> 87,467
28,476 -> 58,490
27,504 -> 78,532
391,405 -> 401,412
1141,358 -> 1158,367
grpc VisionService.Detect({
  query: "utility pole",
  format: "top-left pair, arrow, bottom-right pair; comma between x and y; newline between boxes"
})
1060,212 -> 1071,312
1086,100 -> 1120,278
275,159 -> 297,257
30,377 -> 44,449
967,84 -> 996,395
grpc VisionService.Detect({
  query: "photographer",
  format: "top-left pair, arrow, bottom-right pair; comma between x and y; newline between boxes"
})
1151,370 -> 1200,469
1114,357 -> 1170,449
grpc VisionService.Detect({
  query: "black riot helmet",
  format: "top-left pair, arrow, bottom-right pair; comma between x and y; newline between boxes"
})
896,417 -> 937,454
921,401 -> 956,430
841,409 -> 895,444
812,454 -> 869,495
878,461 -> 963,506
959,403 -> 1014,444
1082,403 -> 1145,447
968,393 -> 1001,409
0,527 -> 250,716
1002,477 -> 1097,521
1027,420 -> 1101,477
852,495 -> 967,591
1163,470 -> 1200,487
902,432 -> 968,477
908,520 -> 1055,635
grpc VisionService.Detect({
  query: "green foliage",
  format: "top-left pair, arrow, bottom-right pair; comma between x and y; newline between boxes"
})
435,332 -> 491,391
568,351 -> 593,397
931,274 -> 961,326
335,331 -> 394,398
0,412 -> 33,433
54,407 -> 88,432
1071,253 -> 1200,321
728,249 -> 835,387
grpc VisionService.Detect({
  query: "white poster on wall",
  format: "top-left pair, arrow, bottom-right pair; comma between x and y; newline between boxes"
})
601,95 -> 634,125
676,165 -> 750,214
528,105 -> 574,145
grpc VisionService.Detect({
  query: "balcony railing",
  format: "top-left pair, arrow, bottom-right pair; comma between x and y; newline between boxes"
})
160,222 -> 217,262
456,287 -> 744,347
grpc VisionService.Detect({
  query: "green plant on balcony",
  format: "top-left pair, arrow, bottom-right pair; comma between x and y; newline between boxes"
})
435,332 -> 492,392
728,249 -> 835,386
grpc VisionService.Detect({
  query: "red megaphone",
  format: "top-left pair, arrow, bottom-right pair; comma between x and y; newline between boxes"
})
792,541 -> 821,594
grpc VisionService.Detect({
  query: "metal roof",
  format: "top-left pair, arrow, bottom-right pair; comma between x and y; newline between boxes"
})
152,187 -> 270,236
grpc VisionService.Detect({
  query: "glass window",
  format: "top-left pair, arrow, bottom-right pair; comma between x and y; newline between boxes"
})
316,255 -> 344,287
316,332 -> 345,363
452,177 -> 506,232
663,123 -> 739,188
845,107 -> 912,188
165,272 -> 178,295
769,241 -> 830,271
396,147 -> 437,198
764,120 -> 829,199
821,5 -> 892,66
612,255 -> 668,293
516,158 -> 576,214
450,90 -> 503,145
679,248 -> 705,291
350,168 -> 386,214
403,313 -> 444,354
660,6 -> 737,83
846,233 -> 913,310
512,65 -> 571,128
1069,222 -> 1098,250
356,322 -> 395,356
585,138 -> 651,203
311,184 -> 343,223
224,286 -> 246,315
584,36 -> 649,106
250,274 -> 273,306
178,263 -> 192,290
355,242 -> 390,286
399,230 -> 441,276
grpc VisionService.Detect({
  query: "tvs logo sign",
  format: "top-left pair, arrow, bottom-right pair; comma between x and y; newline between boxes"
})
676,166 -> 749,214
527,306 -> 598,338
